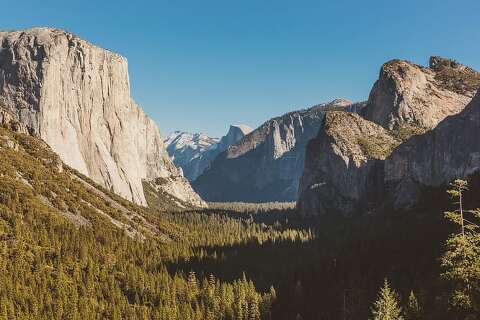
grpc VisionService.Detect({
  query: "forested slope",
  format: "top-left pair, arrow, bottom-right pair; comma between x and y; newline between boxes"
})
0,126 -> 293,319
0,117 -> 478,320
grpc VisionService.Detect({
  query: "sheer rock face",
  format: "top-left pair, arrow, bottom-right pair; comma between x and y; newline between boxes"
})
217,125 -> 253,152
298,57 -> 480,217
297,112 -> 399,216
193,99 -> 366,202
0,27 -> 205,207
362,57 -> 479,131
384,91 -> 480,209
0,109 -> 29,134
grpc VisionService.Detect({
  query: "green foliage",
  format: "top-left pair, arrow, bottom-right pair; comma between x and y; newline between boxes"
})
0,128 -> 278,320
433,61 -> 480,95
404,291 -> 421,320
3,126 -> 480,320
370,279 -> 403,320
357,135 -> 401,160
392,125 -> 427,142
206,202 -> 296,213
441,180 -> 480,316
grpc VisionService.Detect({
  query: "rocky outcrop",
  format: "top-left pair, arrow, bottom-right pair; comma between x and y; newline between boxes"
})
298,57 -> 480,216
164,124 -> 252,181
362,57 -> 479,131
297,112 -> 399,216
216,124 -> 253,151
0,27 -> 205,207
0,109 -> 29,134
384,90 -> 480,209
194,99 -> 365,202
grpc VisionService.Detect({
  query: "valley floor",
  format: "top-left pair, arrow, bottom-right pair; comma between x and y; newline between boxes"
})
0,127 -> 478,319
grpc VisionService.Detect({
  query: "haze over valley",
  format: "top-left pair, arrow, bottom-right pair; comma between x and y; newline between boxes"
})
1,2 -> 480,319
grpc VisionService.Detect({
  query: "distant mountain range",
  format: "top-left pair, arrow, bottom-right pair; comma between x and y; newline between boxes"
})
192,99 -> 366,202
4,27 -> 480,220
164,125 -> 252,181
298,56 -> 480,216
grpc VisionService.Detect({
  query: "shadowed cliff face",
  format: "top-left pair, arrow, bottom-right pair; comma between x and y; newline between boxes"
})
384,91 -> 480,209
193,99 -> 366,202
298,57 -> 480,216
0,27 -> 205,207
297,112 -> 399,216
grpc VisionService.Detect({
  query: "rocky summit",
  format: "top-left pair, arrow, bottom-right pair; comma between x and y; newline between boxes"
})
362,56 -> 479,131
0,28 -> 205,207
193,99 -> 366,202
164,124 -> 252,181
298,57 -> 480,216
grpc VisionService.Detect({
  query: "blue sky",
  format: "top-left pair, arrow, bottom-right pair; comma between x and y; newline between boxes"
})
4,0 -> 480,137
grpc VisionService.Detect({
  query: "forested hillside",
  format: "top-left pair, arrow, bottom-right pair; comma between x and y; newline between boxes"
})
1,120 -> 479,319
0,127 -> 287,319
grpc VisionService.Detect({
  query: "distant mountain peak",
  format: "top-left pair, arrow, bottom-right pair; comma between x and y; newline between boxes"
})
193,99 -> 364,202
164,125 -> 251,181
229,124 -> 253,135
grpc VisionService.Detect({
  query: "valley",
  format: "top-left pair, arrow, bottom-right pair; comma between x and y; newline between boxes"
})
0,24 -> 479,320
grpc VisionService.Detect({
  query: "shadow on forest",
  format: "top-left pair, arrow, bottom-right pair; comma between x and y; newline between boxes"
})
165,174 -> 480,319
165,237 -> 321,291
165,204 -> 454,319
190,206 -> 303,227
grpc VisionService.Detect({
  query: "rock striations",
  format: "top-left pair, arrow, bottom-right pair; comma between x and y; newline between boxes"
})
384,90 -> 480,210
298,57 -> 480,216
164,124 -> 252,181
297,112 -> 400,216
362,56 -> 478,130
194,99 -> 366,202
0,27 -> 205,207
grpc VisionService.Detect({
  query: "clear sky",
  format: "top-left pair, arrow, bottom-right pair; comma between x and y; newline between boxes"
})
4,0 -> 480,137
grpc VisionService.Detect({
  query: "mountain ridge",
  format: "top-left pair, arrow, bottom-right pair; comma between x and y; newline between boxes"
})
193,99 -> 366,202
164,124 -> 252,181
298,56 -> 480,216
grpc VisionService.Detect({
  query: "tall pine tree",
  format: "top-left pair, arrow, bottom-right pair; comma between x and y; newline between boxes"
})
404,291 -> 421,320
370,279 -> 403,320
441,179 -> 480,316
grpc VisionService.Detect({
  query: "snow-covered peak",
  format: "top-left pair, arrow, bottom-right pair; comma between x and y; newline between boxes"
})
163,125 -> 252,181
164,131 -> 219,152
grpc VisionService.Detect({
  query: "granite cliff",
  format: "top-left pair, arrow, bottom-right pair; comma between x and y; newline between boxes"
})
384,90 -> 480,210
298,57 -> 480,216
194,99 -> 365,202
0,27 -> 205,207
297,111 -> 400,216
362,56 -> 479,130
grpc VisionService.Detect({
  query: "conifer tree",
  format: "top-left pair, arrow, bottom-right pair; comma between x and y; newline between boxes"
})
249,295 -> 261,320
370,279 -> 403,320
441,179 -> 480,315
404,291 -> 421,320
